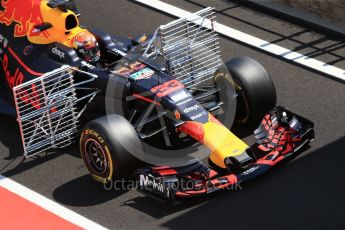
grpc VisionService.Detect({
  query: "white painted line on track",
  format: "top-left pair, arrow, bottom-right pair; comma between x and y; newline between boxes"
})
134,0 -> 345,82
0,174 -> 108,230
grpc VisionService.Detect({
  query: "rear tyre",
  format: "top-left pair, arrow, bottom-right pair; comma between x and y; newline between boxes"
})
80,114 -> 143,184
226,56 -> 277,124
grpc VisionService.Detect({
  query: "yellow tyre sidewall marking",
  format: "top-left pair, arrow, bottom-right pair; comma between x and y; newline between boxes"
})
80,129 -> 114,184
214,69 -> 250,123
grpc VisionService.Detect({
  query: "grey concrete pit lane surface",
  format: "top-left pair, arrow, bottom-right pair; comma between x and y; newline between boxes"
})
0,0 -> 344,229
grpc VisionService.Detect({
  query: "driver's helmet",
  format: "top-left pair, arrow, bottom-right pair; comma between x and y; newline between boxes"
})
72,31 -> 100,63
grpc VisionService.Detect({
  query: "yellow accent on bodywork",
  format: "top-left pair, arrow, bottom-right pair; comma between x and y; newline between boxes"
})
28,1 -> 86,46
201,117 -> 249,168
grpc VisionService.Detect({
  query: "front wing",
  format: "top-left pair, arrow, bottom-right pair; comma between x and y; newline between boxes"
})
136,107 -> 314,203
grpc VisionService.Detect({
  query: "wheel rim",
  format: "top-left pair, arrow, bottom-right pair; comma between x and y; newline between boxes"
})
85,139 -> 108,175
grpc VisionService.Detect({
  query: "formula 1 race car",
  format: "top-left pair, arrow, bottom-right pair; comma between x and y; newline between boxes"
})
0,0 -> 314,203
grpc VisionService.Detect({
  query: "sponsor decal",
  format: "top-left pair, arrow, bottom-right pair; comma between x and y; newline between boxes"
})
183,104 -> 200,114
51,47 -> 65,59
0,0 -> 47,38
190,111 -> 208,121
81,60 -> 96,69
2,46 -> 43,110
241,166 -> 260,176
170,90 -> 189,102
130,67 -> 154,80
176,98 -> 192,106
140,174 -> 170,197
2,53 -> 24,88
23,45 -> 33,56
151,79 -> 184,97
16,83 -> 42,110
110,47 -> 127,57
115,61 -> 146,77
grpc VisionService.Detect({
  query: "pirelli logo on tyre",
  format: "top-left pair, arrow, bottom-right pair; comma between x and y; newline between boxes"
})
85,129 -> 105,144
80,128 -> 114,184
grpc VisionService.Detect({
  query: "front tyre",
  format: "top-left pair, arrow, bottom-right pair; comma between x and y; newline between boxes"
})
226,56 -> 277,124
80,115 -> 143,184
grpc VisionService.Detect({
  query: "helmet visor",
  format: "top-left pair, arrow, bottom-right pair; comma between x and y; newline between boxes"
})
84,45 -> 100,63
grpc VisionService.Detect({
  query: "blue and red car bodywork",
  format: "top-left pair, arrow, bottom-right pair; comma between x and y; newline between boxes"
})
0,0 -> 314,203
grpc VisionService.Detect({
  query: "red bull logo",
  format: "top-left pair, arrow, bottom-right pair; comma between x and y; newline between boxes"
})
0,0 -> 45,37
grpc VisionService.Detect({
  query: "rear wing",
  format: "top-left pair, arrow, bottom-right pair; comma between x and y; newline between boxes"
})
143,7 -> 222,89
13,66 -> 97,157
